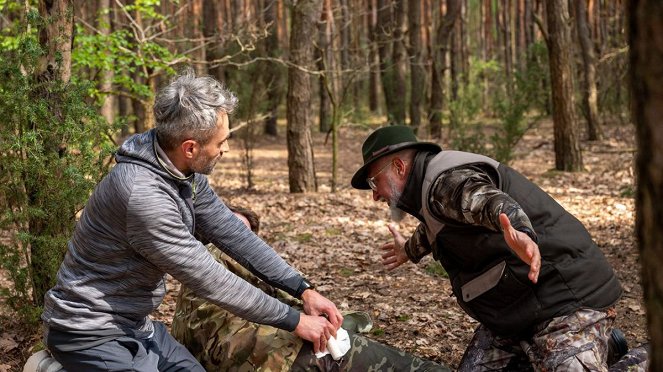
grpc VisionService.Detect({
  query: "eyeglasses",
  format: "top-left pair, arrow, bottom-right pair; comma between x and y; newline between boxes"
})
367,160 -> 393,191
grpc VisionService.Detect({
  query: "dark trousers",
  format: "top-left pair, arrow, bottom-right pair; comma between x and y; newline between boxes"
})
47,322 -> 204,372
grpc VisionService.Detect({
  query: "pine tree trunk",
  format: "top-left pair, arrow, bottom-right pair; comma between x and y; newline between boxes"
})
286,0 -> 321,193
392,0 -> 407,125
192,0 -> 206,75
203,0 -> 225,83
430,0 -> 460,138
367,0 -> 380,113
575,0 -> 602,140
98,0 -> 115,126
317,0 -> 333,133
262,0 -> 282,136
30,0 -> 75,306
630,0 -> 663,367
546,0 -> 583,171
408,0 -> 425,131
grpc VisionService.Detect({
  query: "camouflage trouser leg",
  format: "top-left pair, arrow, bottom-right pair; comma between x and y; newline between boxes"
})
609,344 -> 649,372
458,308 -> 616,372
290,331 -> 450,372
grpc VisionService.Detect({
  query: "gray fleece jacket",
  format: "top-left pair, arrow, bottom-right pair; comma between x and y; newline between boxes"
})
42,130 -> 303,339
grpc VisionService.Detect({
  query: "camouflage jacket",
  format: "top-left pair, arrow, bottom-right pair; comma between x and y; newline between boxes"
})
398,152 -> 536,263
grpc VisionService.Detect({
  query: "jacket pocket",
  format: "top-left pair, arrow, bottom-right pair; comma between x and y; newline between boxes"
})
454,261 -> 540,336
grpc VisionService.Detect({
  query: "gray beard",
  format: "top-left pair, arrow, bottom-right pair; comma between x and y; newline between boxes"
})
390,206 -> 407,222
388,178 -> 406,222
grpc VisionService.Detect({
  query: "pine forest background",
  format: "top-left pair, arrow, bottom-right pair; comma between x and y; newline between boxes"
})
1,0 -> 663,371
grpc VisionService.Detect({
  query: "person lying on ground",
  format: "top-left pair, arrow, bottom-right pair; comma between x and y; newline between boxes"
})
171,204 -> 450,371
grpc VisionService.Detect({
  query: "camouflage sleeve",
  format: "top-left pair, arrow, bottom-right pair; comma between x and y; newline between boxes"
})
429,165 -> 537,241
404,224 -> 432,263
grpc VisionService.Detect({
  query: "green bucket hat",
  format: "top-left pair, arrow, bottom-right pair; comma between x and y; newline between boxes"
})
351,125 -> 441,189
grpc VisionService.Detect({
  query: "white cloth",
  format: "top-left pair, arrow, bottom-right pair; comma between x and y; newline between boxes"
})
314,327 -> 351,360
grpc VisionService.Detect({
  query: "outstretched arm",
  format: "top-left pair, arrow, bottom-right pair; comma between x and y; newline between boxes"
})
499,213 -> 540,283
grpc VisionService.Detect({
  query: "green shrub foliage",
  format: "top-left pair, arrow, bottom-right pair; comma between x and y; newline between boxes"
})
0,31 -> 113,324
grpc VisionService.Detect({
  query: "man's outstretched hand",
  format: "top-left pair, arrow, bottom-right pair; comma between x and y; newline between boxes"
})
381,224 -> 409,270
499,213 -> 540,283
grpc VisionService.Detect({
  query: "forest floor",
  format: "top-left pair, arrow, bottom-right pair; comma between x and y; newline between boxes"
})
0,118 -> 648,371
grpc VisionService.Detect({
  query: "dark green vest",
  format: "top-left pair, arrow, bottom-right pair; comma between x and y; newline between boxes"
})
420,151 -> 622,337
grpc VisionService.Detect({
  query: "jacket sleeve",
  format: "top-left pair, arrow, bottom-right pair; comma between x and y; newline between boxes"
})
428,165 -> 537,241
192,175 -> 308,298
404,224 -> 433,263
126,178 -> 300,331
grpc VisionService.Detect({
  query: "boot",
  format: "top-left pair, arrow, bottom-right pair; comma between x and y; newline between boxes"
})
607,328 -> 629,366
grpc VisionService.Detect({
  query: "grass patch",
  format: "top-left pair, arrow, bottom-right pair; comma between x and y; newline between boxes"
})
372,328 -> 384,336
619,185 -> 635,198
296,233 -> 313,243
397,314 -> 411,322
325,227 -> 342,236
338,267 -> 354,277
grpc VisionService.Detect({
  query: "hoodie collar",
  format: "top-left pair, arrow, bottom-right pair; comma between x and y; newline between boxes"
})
395,150 -> 436,222
153,138 -> 190,180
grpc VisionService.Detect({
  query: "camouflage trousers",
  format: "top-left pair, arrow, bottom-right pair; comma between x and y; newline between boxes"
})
458,308 -> 616,372
171,245 -> 449,371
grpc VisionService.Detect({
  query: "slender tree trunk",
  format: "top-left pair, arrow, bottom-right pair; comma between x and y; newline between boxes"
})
262,0 -> 283,136
408,0 -> 425,132
317,0 -> 333,133
575,0 -> 602,140
31,0 -> 74,306
203,0 -> 225,82
191,0 -> 207,75
546,0 -> 583,171
286,0 -> 321,193
630,1 -> 663,367
502,0 -> 513,95
430,0 -> 460,138
98,0 -> 115,126
367,0 -> 380,113
392,0 -> 407,125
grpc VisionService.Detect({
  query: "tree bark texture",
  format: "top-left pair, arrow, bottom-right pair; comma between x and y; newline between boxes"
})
430,0 -> 460,138
98,0 -> 115,126
575,0 -> 602,140
203,0 -> 226,83
31,0 -> 75,306
262,0 -> 283,136
408,0 -> 425,131
545,0 -> 583,171
317,0 -> 333,133
377,0 -> 406,125
38,0 -> 73,83
367,0 -> 380,113
630,0 -> 663,367
286,0 -> 321,193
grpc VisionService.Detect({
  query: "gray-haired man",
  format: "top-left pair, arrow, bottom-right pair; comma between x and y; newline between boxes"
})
41,69 -> 342,371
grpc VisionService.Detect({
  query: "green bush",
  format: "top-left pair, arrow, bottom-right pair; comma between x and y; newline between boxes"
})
448,50 -> 548,163
0,33 -> 114,324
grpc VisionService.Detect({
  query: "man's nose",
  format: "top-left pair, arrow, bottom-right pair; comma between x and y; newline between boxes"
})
220,141 -> 230,154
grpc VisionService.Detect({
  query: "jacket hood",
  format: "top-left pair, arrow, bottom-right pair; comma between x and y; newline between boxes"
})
115,129 -> 190,182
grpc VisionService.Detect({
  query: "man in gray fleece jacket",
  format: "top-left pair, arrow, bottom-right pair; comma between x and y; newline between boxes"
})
41,70 -> 343,371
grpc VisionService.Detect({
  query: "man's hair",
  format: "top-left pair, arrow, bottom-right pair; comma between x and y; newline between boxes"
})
154,68 -> 238,150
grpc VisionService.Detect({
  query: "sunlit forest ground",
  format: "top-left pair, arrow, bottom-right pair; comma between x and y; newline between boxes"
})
0,118 -> 646,371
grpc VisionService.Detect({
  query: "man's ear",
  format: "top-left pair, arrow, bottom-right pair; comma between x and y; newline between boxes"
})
181,140 -> 198,159
394,157 -> 407,177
